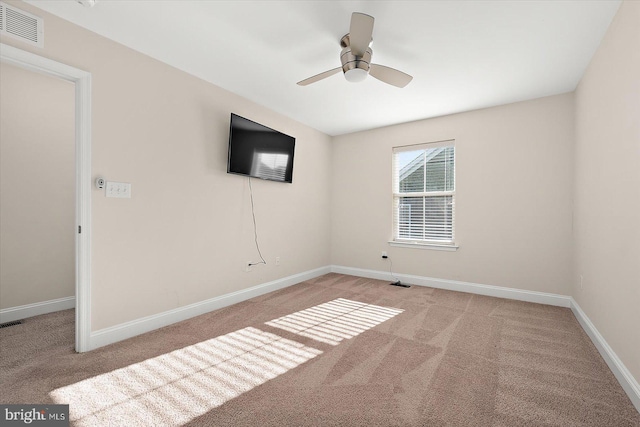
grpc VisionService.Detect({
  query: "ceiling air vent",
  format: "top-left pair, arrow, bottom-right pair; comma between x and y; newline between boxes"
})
0,2 -> 44,48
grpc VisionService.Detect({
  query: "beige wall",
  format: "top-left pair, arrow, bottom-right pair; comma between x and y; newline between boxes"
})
332,93 -> 575,295
2,2 -> 637,392
1,1 -> 332,330
574,1 -> 640,382
0,62 -> 75,309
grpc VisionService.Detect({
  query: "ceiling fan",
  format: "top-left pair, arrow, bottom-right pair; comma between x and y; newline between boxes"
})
297,12 -> 413,88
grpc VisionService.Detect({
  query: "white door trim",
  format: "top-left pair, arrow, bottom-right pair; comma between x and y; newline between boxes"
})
1,43 -> 92,352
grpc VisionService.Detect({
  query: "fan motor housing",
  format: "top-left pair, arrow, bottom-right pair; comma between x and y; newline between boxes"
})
340,34 -> 372,75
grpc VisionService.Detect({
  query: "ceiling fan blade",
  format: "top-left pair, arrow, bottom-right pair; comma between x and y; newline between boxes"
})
297,67 -> 342,86
349,12 -> 374,56
369,64 -> 413,88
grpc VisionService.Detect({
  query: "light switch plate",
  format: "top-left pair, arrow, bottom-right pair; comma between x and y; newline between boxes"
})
106,181 -> 131,198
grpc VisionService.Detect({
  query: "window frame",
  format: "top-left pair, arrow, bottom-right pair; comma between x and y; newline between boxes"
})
391,140 -> 457,249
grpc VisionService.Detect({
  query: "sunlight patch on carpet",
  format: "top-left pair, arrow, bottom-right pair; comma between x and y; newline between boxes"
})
49,298 -> 402,426
265,298 -> 404,345
50,327 -> 321,426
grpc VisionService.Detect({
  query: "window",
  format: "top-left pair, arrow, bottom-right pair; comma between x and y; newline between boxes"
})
392,141 -> 455,246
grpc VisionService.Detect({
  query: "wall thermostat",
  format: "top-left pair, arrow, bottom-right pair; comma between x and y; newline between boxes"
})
95,177 -> 105,189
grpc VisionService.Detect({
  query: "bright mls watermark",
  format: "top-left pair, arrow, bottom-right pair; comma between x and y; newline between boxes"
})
1,405 -> 69,426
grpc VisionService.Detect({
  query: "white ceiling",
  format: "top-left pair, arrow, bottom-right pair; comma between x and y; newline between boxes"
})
27,0 -> 620,136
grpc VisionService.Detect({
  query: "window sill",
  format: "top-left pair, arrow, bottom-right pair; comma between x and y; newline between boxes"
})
388,241 -> 459,251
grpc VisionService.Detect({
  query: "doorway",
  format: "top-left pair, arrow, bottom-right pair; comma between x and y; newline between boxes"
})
0,43 -> 91,352
0,61 -> 75,320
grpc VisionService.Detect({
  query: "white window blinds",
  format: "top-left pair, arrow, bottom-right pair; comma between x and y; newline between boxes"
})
392,141 -> 455,244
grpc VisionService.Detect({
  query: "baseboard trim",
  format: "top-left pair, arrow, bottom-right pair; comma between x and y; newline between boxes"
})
570,299 -> 640,412
89,266 -> 331,351
84,264 -> 639,412
0,296 -> 75,324
330,265 -> 571,307
331,265 -> 639,411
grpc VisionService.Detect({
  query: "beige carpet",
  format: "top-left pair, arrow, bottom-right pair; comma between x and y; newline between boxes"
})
1,273 -> 639,426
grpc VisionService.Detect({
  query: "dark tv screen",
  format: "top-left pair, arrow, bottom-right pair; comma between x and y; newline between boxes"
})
227,113 -> 295,183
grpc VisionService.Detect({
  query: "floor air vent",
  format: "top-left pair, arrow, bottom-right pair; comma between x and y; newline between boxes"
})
0,2 -> 44,48
0,320 -> 23,329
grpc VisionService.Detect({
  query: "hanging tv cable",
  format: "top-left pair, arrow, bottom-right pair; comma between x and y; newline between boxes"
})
248,177 -> 267,267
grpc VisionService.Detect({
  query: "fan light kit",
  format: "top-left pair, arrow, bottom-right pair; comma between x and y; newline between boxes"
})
298,12 -> 413,88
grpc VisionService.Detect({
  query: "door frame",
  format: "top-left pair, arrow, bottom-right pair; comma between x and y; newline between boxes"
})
1,43 -> 92,352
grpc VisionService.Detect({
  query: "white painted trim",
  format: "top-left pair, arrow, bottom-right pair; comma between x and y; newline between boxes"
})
330,265 -> 572,307
88,266 -> 331,350
388,241 -> 459,251
331,265 -> 639,410
0,43 -> 92,353
570,299 -> 640,412
0,297 -> 75,324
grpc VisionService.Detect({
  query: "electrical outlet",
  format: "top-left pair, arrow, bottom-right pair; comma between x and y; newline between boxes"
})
275,257 -> 280,266
245,262 -> 252,272
381,251 -> 388,259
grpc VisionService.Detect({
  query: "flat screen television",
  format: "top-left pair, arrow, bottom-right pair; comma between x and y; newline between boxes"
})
227,113 -> 296,183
